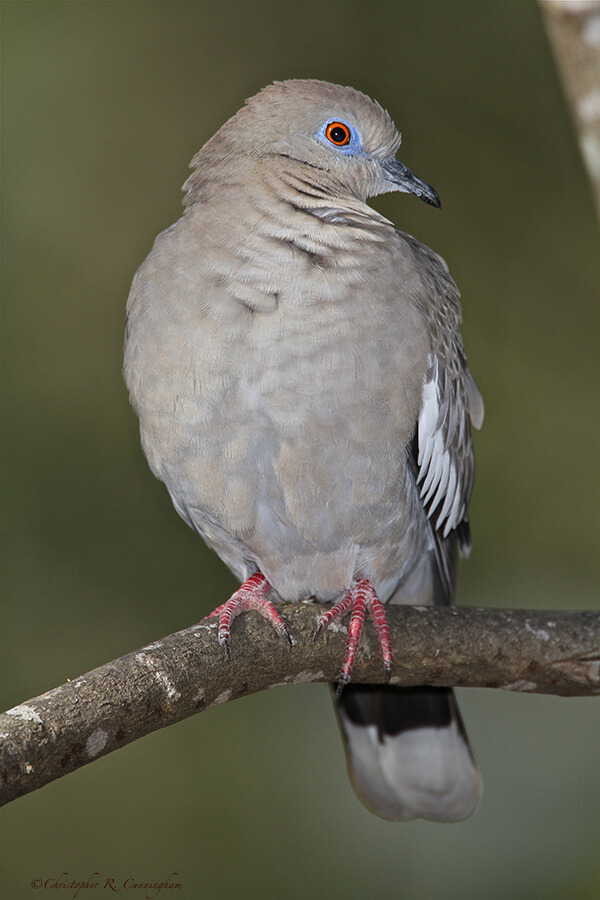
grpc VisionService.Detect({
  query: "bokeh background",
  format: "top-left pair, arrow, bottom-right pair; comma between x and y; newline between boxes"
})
2,2 -> 599,898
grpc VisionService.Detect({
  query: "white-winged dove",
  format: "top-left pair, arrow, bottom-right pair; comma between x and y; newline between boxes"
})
124,79 -> 484,821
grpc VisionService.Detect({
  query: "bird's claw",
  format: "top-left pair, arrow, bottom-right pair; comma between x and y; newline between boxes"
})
203,572 -> 291,658
315,577 -> 393,693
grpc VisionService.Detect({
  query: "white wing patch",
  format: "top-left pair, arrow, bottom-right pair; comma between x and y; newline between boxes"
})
466,371 -> 484,430
417,357 -> 465,537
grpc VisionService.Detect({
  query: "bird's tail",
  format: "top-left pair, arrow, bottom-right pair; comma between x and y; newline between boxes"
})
333,684 -> 481,822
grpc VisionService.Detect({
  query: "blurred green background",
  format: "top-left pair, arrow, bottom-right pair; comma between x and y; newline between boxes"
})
2,1 -> 599,898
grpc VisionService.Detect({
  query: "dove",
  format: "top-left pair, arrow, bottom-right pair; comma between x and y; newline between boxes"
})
124,79 -> 484,821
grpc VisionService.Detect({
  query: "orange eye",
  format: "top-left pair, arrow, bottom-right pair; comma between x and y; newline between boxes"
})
325,121 -> 351,146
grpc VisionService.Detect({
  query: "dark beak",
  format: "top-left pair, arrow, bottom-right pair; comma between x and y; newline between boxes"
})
381,159 -> 441,209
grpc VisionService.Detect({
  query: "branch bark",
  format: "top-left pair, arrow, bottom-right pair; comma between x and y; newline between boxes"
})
539,0 -> 600,219
1,604 -> 598,806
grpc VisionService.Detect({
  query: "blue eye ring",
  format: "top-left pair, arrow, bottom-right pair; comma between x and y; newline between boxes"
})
317,119 -> 361,154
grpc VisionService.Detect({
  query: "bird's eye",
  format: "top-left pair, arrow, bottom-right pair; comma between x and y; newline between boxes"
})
325,121 -> 351,147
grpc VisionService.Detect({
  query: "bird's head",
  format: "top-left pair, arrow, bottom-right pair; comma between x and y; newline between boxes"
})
192,79 -> 440,208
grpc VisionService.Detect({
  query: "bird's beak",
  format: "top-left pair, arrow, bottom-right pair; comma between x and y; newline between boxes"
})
381,159 -> 441,209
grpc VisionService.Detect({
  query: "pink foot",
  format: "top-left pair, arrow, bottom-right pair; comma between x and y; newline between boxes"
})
203,572 -> 291,659
314,577 -> 392,696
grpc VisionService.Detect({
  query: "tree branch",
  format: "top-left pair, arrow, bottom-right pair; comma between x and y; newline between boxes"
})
539,0 -> 600,219
1,604 -> 598,806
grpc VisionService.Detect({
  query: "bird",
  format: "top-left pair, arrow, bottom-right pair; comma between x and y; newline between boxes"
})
124,79 -> 484,822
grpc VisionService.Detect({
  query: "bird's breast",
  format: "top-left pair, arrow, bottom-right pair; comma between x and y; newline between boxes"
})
125,210 -> 431,597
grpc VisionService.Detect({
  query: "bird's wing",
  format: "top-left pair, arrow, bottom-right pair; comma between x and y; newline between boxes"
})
415,353 -> 482,543
399,232 -> 484,599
